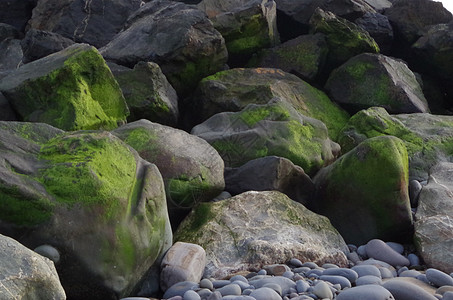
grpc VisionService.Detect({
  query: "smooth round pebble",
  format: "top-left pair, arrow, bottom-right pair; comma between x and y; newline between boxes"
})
436,286 -> 453,295
306,269 -> 323,277
120,298 -> 154,300
257,269 -> 267,275
231,280 -> 250,290
357,245 -> 368,258
442,291 -> 453,300
296,279 -> 310,293
355,275 -> 382,286
184,289 -> 201,300
417,274 -> 430,284
249,287 -> 282,300
200,278 -> 213,290
207,291 -> 222,300
322,268 -> 359,283
166,297 -> 183,300
217,283 -> 242,296
34,245 -> 60,263
336,284 -> 394,300
379,267 -> 395,279
319,275 -> 351,289
163,281 -> 199,299
322,263 -> 340,269
249,276 -> 296,295
230,275 -> 248,283
408,253 -> 420,266
426,268 -> 453,287
366,239 -> 410,267
347,252 -> 361,264
313,281 -> 333,299
302,262 -> 319,269
289,258 -> 304,267
282,271 -> 294,278
351,264 -> 381,278
399,270 -> 422,278
213,280 -> 231,289
222,296 -> 256,300
383,279 -> 438,300
197,288 -> 212,299
386,242 -> 404,254
398,266 -> 409,276
263,282 -> 282,296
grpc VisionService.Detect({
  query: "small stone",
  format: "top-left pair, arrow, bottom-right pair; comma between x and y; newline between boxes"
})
336,285 -> 395,300
351,265 -> 381,278
426,268 -> 453,287
319,275 -> 352,289
282,271 -> 294,278
197,289 -> 212,299
289,258 -> 304,267
34,245 -> 60,264
217,283 -> 242,296
383,279 -> 438,300
408,254 -> 420,266
212,280 -> 231,289
184,290 -> 201,300
322,263 -> 340,269
355,275 -> 383,286
296,280 -> 310,293
357,245 -> 368,258
409,179 -> 422,207
230,275 -> 248,283
302,262 -> 319,269
200,278 -> 214,290
379,267 -> 395,279
264,264 -> 291,276
436,286 -> 453,295
365,239 -> 410,267
163,281 -> 199,299
443,291 -> 453,300
322,268 -> 359,283
257,269 -> 267,275
399,270 -> 422,278
398,267 -> 409,276
386,242 -> 404,254
249,287 -> 282,300
313,281 -> 333,299
207,291 -> 222,300
263,282 -> 283,296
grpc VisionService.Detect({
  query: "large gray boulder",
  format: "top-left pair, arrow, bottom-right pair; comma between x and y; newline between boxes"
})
325,53 -> 429,114
415,162 -> 453,274
100,0 -> 228,96
313,136 -> 413,245
192,100 -> 340,175
0,234 -> 66,300
175,191 -> 349,279
20,29 -> 75,63
0,121 -> 172,299
0,43 -> 129,131
28,0 -> 142,48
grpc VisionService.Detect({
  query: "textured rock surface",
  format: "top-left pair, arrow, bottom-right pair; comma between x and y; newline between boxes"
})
355,12 -> 393,54
109,61 -> 179,126
20,29 -> 75,63
224,156 -> 314,205
174,191 -> 349,279
0,234 -> 66,300
0,122 -> 172,299
28,0 -> 142,48
100,0 -> 227,95
325,53 -> 429,114
192,101 -> 339,175
0,44 -> 128,131
0,39 -> 23,73
415,162 -> 453,274
313,136 -> 413,245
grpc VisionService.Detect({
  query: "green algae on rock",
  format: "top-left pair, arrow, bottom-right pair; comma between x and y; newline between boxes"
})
313,135 -> 413,245
0,44 -> 128,131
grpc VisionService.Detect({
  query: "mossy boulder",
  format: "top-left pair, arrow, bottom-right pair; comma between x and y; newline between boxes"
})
100,0 -> 228,96
109,61 -> 179,126
191,100 -> 340,175
338,107 -> 453,181
0,43 -> 129,131
312,136 -> 413,245
309,8 -> 380,75
0,122 -> 172,299
325,53 -> 429,114
248,33 -> 328,82
174,191 -> 348,279
190,67 -> 349,140
112,119 -> 225,227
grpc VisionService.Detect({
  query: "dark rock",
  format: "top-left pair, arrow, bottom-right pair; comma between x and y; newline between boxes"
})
0,23 -> 24,40
355,12 -> 393,54
100,0 -> 227,96
0,0 -> 37,32
325,53 -> 429,114
224,156 -> 314,205
108,61 -> 179,126
0,39 -> 23,72
21,29 -> 75,63
28,0 -> 142,48
0,92 -> 18,121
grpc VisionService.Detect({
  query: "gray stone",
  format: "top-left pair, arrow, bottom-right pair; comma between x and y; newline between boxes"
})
386,242 -> 404,254
408,254 -> 420,266
217,284 -> 242,296
163,281 -> 199,299
249,276 -> 296,296
426,269 -> 453,287
263,264 -> 291,276
263,282 -> 282,295
355,12 -> 393,53
249,287 -> 282,300
200,279 -> 214,290
355,275 -> 382,286
207,291 -> 222,300
409,180 -> 423,207
296,280 -> 310,293
319,275 -> 351,289
443,292 -> 453,300
34,244 -> 60,264
0,39 -> 23,73
366,239 -> 410,267
382,278 -> 438,300
20,29 -> 75,63
313,281 -> 333,299
336,284 -> 394,300
0,234 -> 66,300
160,242 -> 206,292
400,270 -> 422,278
351,265 -> 382,278
184,290 -> 202,300
321,268 -> 359,284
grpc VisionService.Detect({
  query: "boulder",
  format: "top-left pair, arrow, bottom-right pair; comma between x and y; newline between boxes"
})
208,0 -> 279,64
0,234 -> 66,299
415,162 -> 453,274
191,100 -> 340,175
28,0 -> 142,48
0,92 -> 18,121
0,23 -> 24,40
312,135 -> 413,245
0,0 -> 37,32
0,122 -> 172,299
20,29 -> 75,63
108,61 -> 179,126
0,39 -> 23,72
100,0 -> 228,96
309,8 -> 380,74
0,43 -> 128,131
325,53 -> 429,114
112,119 -> 225,225
190,67 -> 349,139
362,0 -> 392,12
224,156 -> 314,205
248,33 -> 328,82
384,0 -> 452,45
355,12 -> 393,54
337,107 -> 453,181
174,191 -> 349,279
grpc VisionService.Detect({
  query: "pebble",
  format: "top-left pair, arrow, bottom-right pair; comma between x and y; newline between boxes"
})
249,287 -> 282,300
365,239 -> 410,267
355,275 -> 382,286
357,245 -> 367,258
289,258 -> 303,268
408,253 -> 420,266
184,290 -> 201,300
386,242 -> 404,254
319,275 -> 351,289
163,281 -> 198,299
322,268 -> 358,284
351,264 -> 381,278
33,244 -> 60,263
426,268 -> 453,287
200,279 -> 213,290
296,279 -> 310,293
379,267 -> 395,279
263,283 -> 282,296
217,284 -> 241,296
382,279 -> 438,300
336,284 -> 394,300
399,269 -> 422,278
312,281 -> 333,300
443,291 -> 453,300
207,291 -> 222,300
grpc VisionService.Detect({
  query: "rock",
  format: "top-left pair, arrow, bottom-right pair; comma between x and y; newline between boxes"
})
163,281 -> 199,299
0,0 -> 37,32
337,284 -> 394,300
337,107 -> 453,181
0,38 -> 23,74
207,0 -> 279,64
0,43 -> 128,131
263,264 -> 291,276
351,264 -> 382,278
365,239 -> 410,267
248,33 -> 328,82
100,0 -> 227,96
319,275 -> 352,289
386,242 -> 404,255
184,290 -> 202,300
224,156 -> 314,205
0,123 -> 172,299
384,0 -> 452,45
309,8 -> 380,75
28,0 -> 142,48
190,67 -> 349,139
248,276 -> 296,295
362,0 -> 392,12
112,119 -> 224,226
108,61 -> 179,126
0,23 -> 23,40
191,100 -> 339,175
409,180 -> 422,207
355,12 -> 393,54
174,191 -> 348,278
217,283 -> 242,296
355,275 -> 382,286
399,270 -> 422,278
382,278 -> 438,300
0,234 -> 66,299
322,268 -> 359,284
34,244 -> 60,264
160,242 -> 207,292
0,92 -> 18,121
325,53 -> 429,114
407,254 -> 420,267
313,136 -> 413,245
249,287 -> 282,300
20,29 -> 75,64
313,281 -> 333,299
